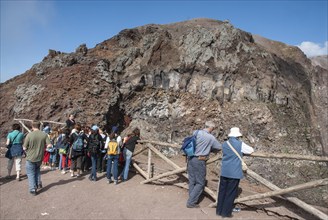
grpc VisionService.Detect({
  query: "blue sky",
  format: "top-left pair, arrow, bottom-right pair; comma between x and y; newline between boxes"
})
1,0 -> 327,83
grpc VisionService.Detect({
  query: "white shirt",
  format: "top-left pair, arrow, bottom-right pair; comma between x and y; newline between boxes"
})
104,135 -> 122,149
241,142 -> 254,154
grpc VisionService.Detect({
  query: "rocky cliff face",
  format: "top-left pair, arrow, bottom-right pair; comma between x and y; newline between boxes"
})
0,18 -> 327,206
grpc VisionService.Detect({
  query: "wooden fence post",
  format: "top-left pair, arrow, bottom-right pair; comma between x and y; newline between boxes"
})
147,149 -> 152,179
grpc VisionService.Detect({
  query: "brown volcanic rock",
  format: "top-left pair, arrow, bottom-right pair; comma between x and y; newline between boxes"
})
311,55 -> 328,70
1,18 -> 327,206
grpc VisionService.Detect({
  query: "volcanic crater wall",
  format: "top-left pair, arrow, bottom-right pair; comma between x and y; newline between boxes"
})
1,18 -> 327,206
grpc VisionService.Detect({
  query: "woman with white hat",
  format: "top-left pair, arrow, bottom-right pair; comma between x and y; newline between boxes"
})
216,127 -> 254,218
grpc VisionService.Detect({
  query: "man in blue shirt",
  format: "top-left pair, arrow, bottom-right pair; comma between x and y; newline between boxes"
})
187,121 -> 222,208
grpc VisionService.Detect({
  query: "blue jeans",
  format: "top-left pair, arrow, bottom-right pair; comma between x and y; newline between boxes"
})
90,155 -> 98,180
121,148 -> 132,180
106,155 -> 119,181
187,157 -> 206,206
25,160 -> 42,192
49,150 -> 57,165
59,154 -> 63,170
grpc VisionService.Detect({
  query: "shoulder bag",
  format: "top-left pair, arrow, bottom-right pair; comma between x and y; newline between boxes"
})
227,141 -> 248,172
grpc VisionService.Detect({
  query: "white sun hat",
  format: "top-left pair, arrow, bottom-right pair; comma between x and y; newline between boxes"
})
228,127 -> 243,137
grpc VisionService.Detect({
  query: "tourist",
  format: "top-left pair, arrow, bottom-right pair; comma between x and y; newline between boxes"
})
216,127 -> 254,218
6,123 -> 25,180
69,124 -> 87,177
120,128 -> 140,182
41,123 -> 51,169
66,114 -> 76,131
23,121 -> 52,195
48,128 -> 59,170
186,121 -> 222,208
81,125 -> 91,173
97,128 -> 107,173
105,131 -> 122,184
87,125 -> 103,181
57,128 -> 71,173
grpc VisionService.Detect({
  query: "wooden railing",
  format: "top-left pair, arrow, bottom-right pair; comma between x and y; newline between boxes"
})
13,118 -> 66,133
10,119 -> 328,219
135,140 -> 328,220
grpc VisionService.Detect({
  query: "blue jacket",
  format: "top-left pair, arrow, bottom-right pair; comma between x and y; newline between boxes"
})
221,137 -> 244,179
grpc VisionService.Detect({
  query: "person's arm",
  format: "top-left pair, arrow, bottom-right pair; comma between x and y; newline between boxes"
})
46,135 -> 52,148
23,134 -> 30,151
117,136 -> 123,148
69,133 -> 75,146
6,133 -> 12,146
212,138 -> 222,151
104,137 -> 110,149
241,142 -> 254,154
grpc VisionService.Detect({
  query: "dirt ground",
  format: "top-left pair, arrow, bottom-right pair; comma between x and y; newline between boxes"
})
0,154 -> 322,220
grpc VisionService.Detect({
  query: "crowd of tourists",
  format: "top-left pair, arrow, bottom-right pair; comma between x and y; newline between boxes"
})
5,114 -> 140,195
5,115 -> 254,218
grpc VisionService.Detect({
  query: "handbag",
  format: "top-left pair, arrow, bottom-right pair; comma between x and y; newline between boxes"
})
59,148 -> 67,154
5,149 -> 12,159
227,141 -> 248,172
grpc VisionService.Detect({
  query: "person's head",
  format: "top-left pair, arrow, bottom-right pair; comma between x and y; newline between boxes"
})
32,121 -> 41,130
83,126 -> 90,135
43,126 -> 51,134
228,127 -> 243,138
109,132 -> 115,139
74,124 -> 82,133
12,123 -> 21,131
133,128 -> 140,137
69,114 -> 75,120
205,121 -> 216,133
91,125 -> 99,134
112,125 -> 119,134
63,128 -> 71,136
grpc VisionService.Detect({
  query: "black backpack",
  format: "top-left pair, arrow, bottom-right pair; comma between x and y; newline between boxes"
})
88,134 -> 101,154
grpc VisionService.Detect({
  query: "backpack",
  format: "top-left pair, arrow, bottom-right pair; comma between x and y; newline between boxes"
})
72,133 -> 84,152
107,138 -> 118,155
88,134 -> 100,154
181,130 -> 199,157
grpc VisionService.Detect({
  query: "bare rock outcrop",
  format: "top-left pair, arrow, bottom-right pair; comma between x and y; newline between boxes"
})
0,18 -> 327,206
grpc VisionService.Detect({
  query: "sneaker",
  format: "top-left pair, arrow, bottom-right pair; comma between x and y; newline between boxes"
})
71,173 -> 75,177
232,207 -> 241,212
30,190 -> 37,196
37,183 -> 43,189
107,180 -> 112,184
61,170 -> 66,174
76,174 -> 81,177
114,180 -> 118,185
186,204 -> 200,208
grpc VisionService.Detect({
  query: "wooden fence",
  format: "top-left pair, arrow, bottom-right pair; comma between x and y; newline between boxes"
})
134,140 -> 328,220
11,119 -> 328,219
13,118 -> 66,133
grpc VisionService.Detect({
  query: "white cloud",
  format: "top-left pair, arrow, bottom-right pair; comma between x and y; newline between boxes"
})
297,41 -> 328,57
